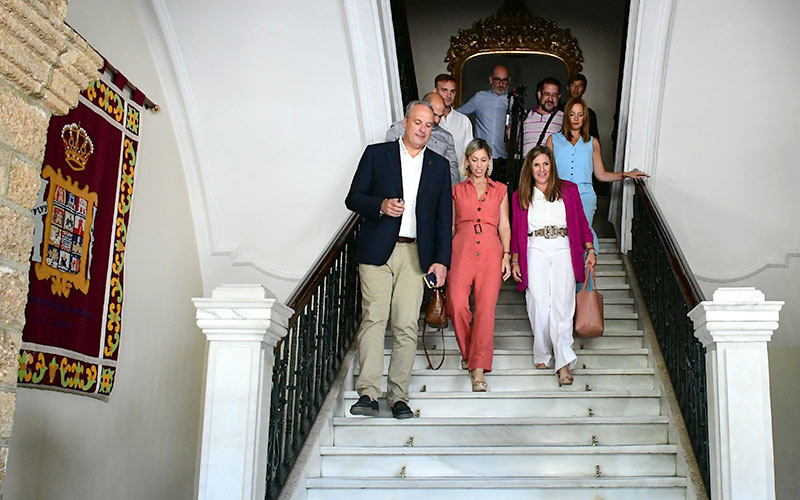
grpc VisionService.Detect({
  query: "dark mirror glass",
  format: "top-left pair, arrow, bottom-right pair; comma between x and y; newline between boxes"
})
460,53 -> 568,108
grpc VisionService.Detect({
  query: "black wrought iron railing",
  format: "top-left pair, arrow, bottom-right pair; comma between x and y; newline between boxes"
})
630,178 -> 709,495
265,214 -> 362,499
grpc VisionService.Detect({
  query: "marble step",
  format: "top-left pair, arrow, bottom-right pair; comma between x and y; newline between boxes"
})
319,444 -> 678,478
307,477 -> 687,500
399,330 -> 643,350
594,270 -> 629,285
496,290 -> 632,304
595,262 -> 624,273
493,303 -> 635,318
332,415 -> 669,447
493,317 -> 638,332
500,280 -> 631,299
392,348 -> 650,370
342,390 -> 662,418
360,368 -> 656,392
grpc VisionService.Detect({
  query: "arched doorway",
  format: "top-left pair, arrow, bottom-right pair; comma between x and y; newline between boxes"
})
445,2 -> 584,107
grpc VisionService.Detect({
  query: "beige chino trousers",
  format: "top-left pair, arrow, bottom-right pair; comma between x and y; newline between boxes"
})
355,242 -> 424,405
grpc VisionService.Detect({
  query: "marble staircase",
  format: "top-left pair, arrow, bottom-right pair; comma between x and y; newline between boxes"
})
305,238 -> 691,499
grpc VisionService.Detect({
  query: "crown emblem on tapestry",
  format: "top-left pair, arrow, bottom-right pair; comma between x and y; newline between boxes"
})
61,123 -> 94,171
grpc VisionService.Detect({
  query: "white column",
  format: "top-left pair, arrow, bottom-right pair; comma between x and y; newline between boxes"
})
192,285 -> 294,500
688,287 -> 784,500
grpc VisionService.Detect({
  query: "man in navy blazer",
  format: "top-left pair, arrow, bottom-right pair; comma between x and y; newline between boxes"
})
345,100 -> 452,419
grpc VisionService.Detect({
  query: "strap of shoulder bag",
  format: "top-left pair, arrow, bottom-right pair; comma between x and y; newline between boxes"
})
422,323 -> 445,370
536,110 -> 558,147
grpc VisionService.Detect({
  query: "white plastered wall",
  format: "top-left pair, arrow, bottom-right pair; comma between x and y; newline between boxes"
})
404,0 -> 628,171
142,0 -> 366,300
2,1 -> 206,499
653,0 -> 800,497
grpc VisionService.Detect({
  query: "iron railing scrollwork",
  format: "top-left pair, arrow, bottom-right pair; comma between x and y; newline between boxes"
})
265,214 -> 362,499
630,178 -> 709,496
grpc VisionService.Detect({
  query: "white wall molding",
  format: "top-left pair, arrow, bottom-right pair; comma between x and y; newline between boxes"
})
616,0 -> 676,251
138,0 -> 220,252
341,0 -> 402,147
608,0 -> 640,236
689,287 -> 784,500
694,249 -> 800,283
135,0 -> 311,284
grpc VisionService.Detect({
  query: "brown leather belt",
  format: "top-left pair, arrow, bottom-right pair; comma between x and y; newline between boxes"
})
397,236 -> 416,243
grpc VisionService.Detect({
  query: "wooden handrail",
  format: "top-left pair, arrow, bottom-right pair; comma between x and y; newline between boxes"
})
285,213 -> 361,322
633,178 -> 705,308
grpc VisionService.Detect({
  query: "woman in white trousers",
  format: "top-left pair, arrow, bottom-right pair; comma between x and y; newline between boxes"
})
510,146 -> 596,385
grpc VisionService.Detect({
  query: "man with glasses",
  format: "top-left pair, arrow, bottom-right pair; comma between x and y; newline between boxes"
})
522,77 -> 564,157
387,92 -> 460,185
457,64 -> 511,183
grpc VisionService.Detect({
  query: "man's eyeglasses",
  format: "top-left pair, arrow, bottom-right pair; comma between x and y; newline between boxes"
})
491,77 -> 509,84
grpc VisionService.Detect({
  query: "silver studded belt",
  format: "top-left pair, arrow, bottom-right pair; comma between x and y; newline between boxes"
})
529,226 -> 568,239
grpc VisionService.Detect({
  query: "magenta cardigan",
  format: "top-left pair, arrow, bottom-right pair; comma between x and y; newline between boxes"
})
510,180 -> 594,292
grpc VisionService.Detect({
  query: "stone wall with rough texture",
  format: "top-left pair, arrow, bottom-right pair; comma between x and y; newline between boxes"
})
0,0 -> 101,492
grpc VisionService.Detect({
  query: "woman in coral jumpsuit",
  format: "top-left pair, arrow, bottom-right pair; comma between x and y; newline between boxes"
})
447,138 -> 511,392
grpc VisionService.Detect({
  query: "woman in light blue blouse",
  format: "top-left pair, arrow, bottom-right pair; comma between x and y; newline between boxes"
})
546,97 -> 649,251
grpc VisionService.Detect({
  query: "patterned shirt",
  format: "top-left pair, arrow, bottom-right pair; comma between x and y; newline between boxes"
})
522,109 -> 564,157
457,89 -> 509,159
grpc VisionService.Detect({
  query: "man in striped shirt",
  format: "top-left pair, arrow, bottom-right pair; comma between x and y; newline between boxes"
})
521,77 -> 563,158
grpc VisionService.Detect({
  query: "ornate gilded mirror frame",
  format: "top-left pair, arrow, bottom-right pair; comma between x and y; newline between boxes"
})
446,1 -> 584,106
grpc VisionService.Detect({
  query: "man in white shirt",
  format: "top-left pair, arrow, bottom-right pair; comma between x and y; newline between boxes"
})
434,73 -> 473,177
386,92 -> 460,185
346,101 -> 452,419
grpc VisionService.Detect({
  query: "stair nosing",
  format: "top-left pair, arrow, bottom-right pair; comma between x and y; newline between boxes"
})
320,444 -> 679,455
307,476 -> 688,488
365,368 -> 655,376
332,415 -> 670,426
343,390 -> 661,399
386,348 -> 650,355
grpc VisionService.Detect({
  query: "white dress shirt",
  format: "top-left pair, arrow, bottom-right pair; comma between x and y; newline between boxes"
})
528,187 -> 567,232
398,138 -> 424,238
440,108 -> 474,177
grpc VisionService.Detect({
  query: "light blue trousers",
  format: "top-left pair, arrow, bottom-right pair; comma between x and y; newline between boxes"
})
576,186 -> 599,292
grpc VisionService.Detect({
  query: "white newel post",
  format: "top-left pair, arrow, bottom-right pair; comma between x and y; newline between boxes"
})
192,285 -> 294,500
688,287 -> 784,500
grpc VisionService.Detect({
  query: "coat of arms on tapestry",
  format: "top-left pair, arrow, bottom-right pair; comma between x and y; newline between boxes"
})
19,69 -> 144,400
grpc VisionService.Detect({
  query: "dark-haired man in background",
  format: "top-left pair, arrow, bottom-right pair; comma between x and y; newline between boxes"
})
562,73 -> 600,141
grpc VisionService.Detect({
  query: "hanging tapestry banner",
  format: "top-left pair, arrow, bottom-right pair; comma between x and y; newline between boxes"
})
19,71 -> 143,400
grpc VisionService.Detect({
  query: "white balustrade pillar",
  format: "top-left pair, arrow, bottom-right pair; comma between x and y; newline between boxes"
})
688,287 -> 783,500
192,285 -> 294,500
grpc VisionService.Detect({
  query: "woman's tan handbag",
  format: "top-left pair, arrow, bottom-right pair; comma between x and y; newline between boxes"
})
422,287 -> 448,370
574,267 -> 604,338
